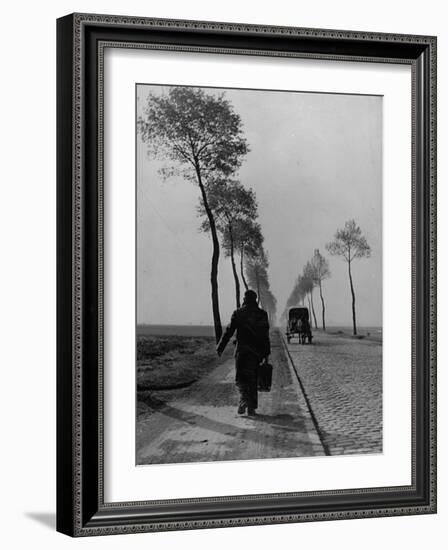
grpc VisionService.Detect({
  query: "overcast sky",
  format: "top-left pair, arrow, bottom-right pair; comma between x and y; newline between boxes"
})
136,84 -> 382,327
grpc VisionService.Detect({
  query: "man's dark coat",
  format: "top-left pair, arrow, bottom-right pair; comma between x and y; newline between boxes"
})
216,302 -> 271,411
216,302 -> 271,359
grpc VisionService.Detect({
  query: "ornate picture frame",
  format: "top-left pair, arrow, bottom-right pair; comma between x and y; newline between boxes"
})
57,13 -> 437,536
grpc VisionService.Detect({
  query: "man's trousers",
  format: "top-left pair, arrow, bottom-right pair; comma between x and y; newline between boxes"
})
235,350 -> 259,410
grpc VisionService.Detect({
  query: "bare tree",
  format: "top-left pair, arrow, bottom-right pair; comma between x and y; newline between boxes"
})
311,249 -> 331,330
246,248 -> 269,304
301,264 -> 318,329
138,87 -> 248,342
235,220 -> 263,291
241,245 -> 276,322
199,179 -> 257,308
326,219 -> 371,335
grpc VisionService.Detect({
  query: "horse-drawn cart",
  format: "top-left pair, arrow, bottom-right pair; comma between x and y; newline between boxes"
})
286,307 -> 312,344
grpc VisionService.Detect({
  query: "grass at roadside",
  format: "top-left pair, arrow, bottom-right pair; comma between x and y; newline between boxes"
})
136,334 -> 233,418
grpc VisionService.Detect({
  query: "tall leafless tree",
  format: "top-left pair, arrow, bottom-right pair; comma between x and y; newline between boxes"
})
326,219 -> 371,335
301,265 -> 318,329
199,179 -> 257,308
245,249 -> 277,323
311,249 -> 331,330
246,248 -> 269,307
235,220 -> 263,291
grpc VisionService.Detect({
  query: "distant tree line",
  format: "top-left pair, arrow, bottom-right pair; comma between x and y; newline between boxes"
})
283,220 -> 371,335
283,249 -> 330,330
138,86 -> 276,342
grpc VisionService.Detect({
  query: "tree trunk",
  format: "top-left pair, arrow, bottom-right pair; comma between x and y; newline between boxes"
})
256,273 -> 261,306
348,260 -> 357,335
310,289 -> 318,329
307,295 -> 314,328
195,163 -> 222,342
240,246 -> 249,291
229,226 -> 241,308
319,280 -> 326,330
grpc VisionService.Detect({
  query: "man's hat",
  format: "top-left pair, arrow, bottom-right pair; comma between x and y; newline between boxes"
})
244,289 -> 258,304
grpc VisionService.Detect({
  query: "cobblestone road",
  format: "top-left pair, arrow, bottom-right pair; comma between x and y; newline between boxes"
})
284,330 -> 382,456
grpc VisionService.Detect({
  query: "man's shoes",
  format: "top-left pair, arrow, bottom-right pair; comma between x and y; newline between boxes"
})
237,403 -> 247,415
247,408 -> 257,417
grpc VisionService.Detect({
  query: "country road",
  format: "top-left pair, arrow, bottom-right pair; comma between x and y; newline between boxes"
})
137,331 -> 324,464
136,329 -> 382,465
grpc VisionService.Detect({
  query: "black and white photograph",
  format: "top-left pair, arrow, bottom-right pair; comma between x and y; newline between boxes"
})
0,0 -> 442,545
136,83 -> 382,465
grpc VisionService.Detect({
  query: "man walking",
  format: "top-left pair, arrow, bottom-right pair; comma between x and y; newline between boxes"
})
216,290 -> 270,416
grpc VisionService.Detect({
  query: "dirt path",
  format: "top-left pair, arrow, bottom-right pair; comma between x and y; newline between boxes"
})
137,331 -> 324,464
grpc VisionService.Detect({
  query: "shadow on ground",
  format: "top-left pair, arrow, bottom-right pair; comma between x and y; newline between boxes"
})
25,512 -> 56,530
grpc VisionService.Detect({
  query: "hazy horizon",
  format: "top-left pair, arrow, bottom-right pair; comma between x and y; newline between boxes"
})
136,84 -> 382,327
136,322 -> 383,328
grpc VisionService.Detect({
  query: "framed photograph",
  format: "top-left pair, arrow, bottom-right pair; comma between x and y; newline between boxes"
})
57,13 -> 437,536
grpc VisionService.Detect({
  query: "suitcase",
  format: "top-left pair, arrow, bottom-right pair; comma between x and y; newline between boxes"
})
258,361 -> 273,392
